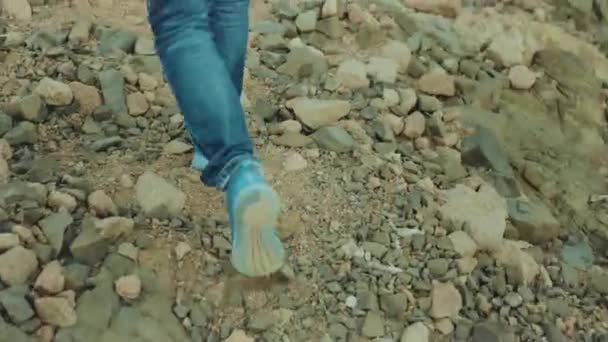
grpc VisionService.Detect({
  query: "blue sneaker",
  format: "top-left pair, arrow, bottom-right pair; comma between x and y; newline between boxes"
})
191,144 -> 209,170
226,159 -> 285,277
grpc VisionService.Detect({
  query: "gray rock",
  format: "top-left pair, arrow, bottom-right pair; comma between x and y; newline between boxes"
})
543,323 -> 568,342
277,46 -> 328,79
0,287 -> 35,324
99,69 -> 128,115
312,126 -> 355,153
128,55 -> 163,78
589,268 -> 608,295
295,10 -> 317,32
418,94 -> 442,112
3,121 -> 38,146
361,311 -> 384,338
0,182 -> 46,207
428,258 -> 450,278
70,217 -> 110,266
99,29 -> 137,56
380,293 -> 407,318
472,321 -> 515,342
560,240 -> 594,270
248,310 -> 276,332
0,111 -> 14,136
0,319 -> 32,342
135,171 -> 186,218
90,137 -> 123,152
507,198 -> 560,244
64,263 -> 90,290
316,17 -> 345,39
15,94 -> 48,123
39,209 -> 73,257
134,37 -> 156,55
461,125 -> 519,195
26,30 -> 66,51
271,132 -> 314,147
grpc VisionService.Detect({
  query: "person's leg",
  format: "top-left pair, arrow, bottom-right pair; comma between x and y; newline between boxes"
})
191,0 -> 249,171
147,0 -> 284,276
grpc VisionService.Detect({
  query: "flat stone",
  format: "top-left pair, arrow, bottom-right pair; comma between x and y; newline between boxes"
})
0,288 -> 35,324
417,71 -> 456,96
361,311 -> 384,338
336,59 -> 369,89
286,97 -> 351,129
4,121 -> 38,146
311,126 -> 355,153
439,183 -> 508,251
430,281 -> 462,319
135,171 -> 186,218
401,322 -> 430,342
99,69 -> 128,115
471,321 -> 516,342
560,240 -> 594,270
39,209 -> 73,257
448,231 -> 478,257
367,57 -> 398,84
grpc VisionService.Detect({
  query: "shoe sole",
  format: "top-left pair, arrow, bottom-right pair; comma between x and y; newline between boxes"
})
231,184 -> 285,277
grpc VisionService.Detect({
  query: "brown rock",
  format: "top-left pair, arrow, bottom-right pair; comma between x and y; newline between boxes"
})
87,190 -> 118,217
69,82 -> 102,115
431,281 -> 462,319
36,325 -> 55,342
35,261 -> 65,295
0,246 -> 39,286
115,274 -> 142,300
0,157 -> 8,185
417,71 -> 456,96
34,297 -> 77,328
127,92 -> 149,116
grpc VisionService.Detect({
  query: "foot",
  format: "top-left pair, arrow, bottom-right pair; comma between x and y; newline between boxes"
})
191,144 -> 209,170
226,159 -> 285,277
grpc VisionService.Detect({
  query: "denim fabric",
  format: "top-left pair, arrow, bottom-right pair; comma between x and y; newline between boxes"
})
147,0 -> 255,190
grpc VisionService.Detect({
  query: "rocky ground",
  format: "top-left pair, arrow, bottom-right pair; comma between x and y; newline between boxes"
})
0,0 -> 608,341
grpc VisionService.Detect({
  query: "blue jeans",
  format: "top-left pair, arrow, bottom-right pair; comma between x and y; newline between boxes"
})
147,0 -> 255,190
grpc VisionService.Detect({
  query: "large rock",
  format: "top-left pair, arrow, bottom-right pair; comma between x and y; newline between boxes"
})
494,240 -> 540,286
507,198 -> 560,243
34,78 -> 74,106
35,297 -> 77,327
380,40 -> 412,73
277,46 -> 328,79
69,82 -> 102,115
286,98 -> 351,129
439,183 -> 508,251
486,31 -> 526,67
367,57 -> 398,84
39,209 -> 73,257
4,121 -> 37,146
311,126 -> 355,152
336,59 -> 369,89
417,71 -> 456,96
135,171 -> 186,218
0,246 -> 39,286
98,69 -> 128,115
1,0 -> 32,20
0,288 -> 35,324
401,322 -> 430,342
430,281 -> 462,319
34,261 -> 65,295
